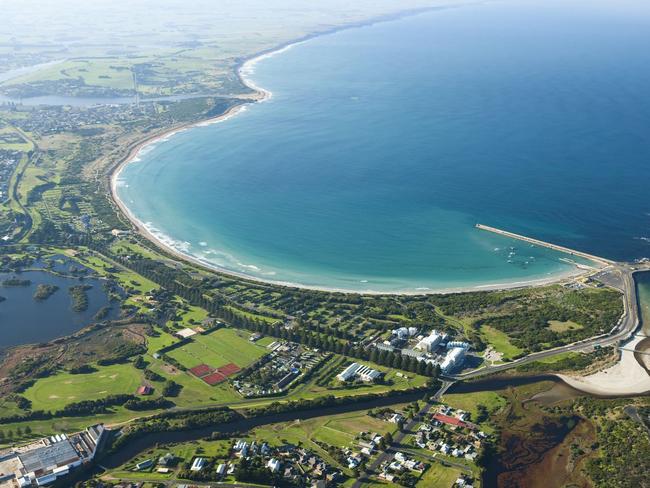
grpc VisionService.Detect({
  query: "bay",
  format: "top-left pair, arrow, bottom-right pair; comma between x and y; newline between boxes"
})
117,0 -> 650,292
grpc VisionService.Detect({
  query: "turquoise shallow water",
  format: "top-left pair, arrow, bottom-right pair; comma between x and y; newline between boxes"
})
637,272 -> 650,334
117,0 -> 650,292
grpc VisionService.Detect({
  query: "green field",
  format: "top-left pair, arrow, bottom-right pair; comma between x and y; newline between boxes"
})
548,320 -> 584,332
167,328 -> 267,370
23,363 -> 143,411
0,126 -> 32,151
253,411 -> 396,450
481,325 -> 524,360
145,330 -> 178,354
145,356 -> 241,407
5,59 -> 136,91
416,463 -> 462,487
442,390 -> 506,420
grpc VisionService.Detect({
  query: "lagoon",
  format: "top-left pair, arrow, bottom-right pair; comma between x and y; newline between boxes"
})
0,269 -> 119,349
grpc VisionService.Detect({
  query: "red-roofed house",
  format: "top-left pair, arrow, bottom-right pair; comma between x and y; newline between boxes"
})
137,385 -> 153,396
432,413 -> 469,429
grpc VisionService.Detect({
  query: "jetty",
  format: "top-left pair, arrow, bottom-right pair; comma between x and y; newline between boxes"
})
475,224 -> 615,266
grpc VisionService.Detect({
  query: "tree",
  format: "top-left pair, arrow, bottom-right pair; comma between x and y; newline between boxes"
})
476,404 -> 489,423
133,356 -> 147,369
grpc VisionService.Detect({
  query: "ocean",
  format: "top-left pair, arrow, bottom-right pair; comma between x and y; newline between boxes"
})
116,0 -> 650,292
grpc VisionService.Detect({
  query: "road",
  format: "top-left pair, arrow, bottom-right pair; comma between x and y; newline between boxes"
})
2,123 -> 38,242
352,381 -> 455,488
352,262 -> 645,486
100,475 -> 259,488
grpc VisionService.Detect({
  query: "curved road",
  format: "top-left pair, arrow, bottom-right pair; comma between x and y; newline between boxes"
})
451,264 -> 644,382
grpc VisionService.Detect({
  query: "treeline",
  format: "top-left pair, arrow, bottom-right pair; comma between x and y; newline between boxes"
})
108,252 -> 442,377
110,406 -> 240,452
2,278 -> 31,287
585,416 -> 650,488
243,384 -> 436,418
516,347 -> 615,374
0,394 -> 174,424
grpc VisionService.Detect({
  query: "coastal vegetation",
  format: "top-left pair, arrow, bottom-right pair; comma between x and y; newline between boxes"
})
32,283 -> 58,300
452,381 -> 650,488
68,284 -> 92,312
0,241 -> 625,450
0,5 -> 643,487
1,278 -> 31,287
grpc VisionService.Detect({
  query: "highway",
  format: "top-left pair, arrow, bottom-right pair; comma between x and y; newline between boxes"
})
450,259 -> 646,382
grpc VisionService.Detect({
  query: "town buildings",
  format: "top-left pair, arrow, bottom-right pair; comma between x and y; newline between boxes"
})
0,425 -> 104,487
336,362 -> 381,382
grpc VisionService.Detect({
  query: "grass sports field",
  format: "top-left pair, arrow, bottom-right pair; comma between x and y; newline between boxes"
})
167,328 -> 267,370
23,363 -> 143,411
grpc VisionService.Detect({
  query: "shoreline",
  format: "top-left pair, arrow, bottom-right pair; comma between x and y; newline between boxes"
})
109,8 -> 595,296
559,334 -> 650,396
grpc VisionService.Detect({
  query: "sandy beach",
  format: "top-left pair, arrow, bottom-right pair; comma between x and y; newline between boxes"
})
560,334 -> 650,396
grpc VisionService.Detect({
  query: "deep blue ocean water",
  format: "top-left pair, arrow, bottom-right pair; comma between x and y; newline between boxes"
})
117,0 -> 650,292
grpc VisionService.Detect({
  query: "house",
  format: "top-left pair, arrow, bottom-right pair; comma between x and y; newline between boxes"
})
267,458 -> 281,473
432,413 -> 470,429
346,455 -> 361,469
157,453 -> 175,467
389,413 -> 405,424
136,385 -> 152,396
135,459 -> 153,471
190,457 -> 206,471
216,463 -> 227,476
